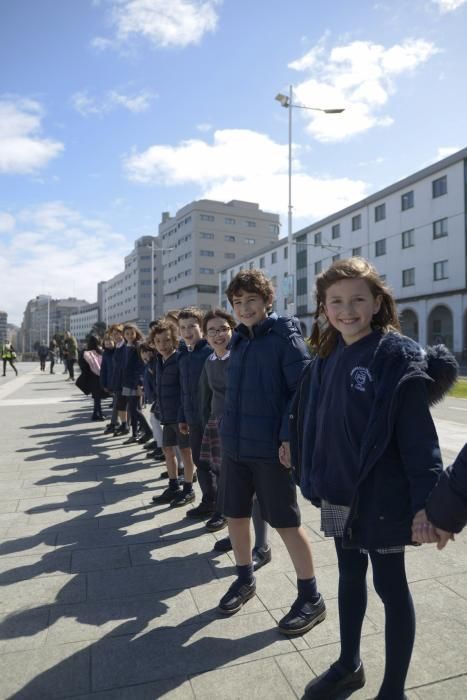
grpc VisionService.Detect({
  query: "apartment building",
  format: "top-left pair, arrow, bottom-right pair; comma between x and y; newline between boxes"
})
159,199 -> 280,312
69,303 -> 100,343
98,236 -> 163,332
18,296 -> 89,351
220,148 -> 467,360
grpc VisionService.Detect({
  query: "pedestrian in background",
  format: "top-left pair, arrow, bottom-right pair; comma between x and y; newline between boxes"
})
1,342 -> 18,376
48,339 -> 58,374
62,331 -> 78,381
38,342 -> 49,371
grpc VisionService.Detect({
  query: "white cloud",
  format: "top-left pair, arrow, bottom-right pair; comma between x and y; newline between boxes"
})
0,98 -> 64,174
433,0 -> 467,12
435,146 -> 460,159
1,202 -> 129,325
196,122 -> 213,132
98,0 -> 220,49
0,212 -> 15,233
123,128 -> 368,222
71,89 -> 154,117
288,38 -> 439,142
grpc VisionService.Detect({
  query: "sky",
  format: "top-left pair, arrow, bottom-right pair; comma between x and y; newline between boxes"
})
1,0 -> 466,325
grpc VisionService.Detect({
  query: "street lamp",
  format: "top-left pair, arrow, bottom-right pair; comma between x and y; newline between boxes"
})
275,85 -> 345,315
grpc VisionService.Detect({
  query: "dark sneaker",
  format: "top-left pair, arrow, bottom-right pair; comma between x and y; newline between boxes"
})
278,594 -> 326,636
123,436 -> 137,445
205,514 -> 228,532
151,487 -> 181,504
252,545 -> 272,571
304,661 -> 365,699
103,424 -> 116,435
213,536 -> 233,553
186,502 -> 216,519
114,425 -> 130,436
218,578 -> 256,615
143,440 -> 157,450
170,490 -> 195,508
137,434 -> 151,444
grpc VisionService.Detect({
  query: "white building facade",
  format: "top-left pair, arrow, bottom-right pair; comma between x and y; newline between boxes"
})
69,303 -> 99,343
220,149 -> 467,362
160,200 -> 280,312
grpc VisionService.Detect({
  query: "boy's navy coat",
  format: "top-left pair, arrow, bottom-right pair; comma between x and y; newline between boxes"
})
100,348 -> 114,391
121,344 -> 144,390
220,313 -> 311,462
178,339 -> 211,424
290,332 -> 458,549
143,363 -> 155,404
155,351 -> 182,424
110,343 -> 126,392
427,443 -> 467,533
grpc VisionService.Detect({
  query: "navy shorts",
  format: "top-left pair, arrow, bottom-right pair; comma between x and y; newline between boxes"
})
162,423 -> 190,449
218,453 -> 301,528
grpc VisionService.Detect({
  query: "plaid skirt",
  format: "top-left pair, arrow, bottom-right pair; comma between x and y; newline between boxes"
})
200,418 -> 221,471
321,500 -> 404,555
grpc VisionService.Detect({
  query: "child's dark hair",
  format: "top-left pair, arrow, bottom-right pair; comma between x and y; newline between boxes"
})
87,335 -> 102,352
225,269 -> 274,308
178,307 -> 204,325
122,323 -> 144,342
202,308 -> 236,335
150,320 -> 179,347
310,257 -> 401,358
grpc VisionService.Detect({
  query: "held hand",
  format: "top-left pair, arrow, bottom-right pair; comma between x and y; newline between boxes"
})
434,527 -> 455,550
179,422 -> 189,435
279,441 -> 291,468
411,509 -> 439,544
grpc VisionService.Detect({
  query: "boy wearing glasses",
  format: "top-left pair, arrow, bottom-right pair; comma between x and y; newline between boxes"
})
217,269 -> 326,637
177,308 -> 215,513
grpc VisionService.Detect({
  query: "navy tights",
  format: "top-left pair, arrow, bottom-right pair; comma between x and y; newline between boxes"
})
334,537 -> 415,700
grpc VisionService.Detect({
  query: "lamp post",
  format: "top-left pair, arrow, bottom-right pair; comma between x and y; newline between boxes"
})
275,85 -> 344,315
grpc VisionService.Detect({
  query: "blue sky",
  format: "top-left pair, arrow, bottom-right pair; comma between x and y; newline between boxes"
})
1,0 -> 466,325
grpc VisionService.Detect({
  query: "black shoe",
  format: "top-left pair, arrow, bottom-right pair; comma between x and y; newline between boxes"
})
218,578 -> 256,615
304,661 -> 365,699
146,449 -> 165,459
143,440 -> 157,450
205,514 -> 228,532
278,594 -> 326,636
114,425 -> 130,436
213,536 -> 232,553
152,487 -> 181,504
103,424 -> 116,435
137,434 -> 151,444
186,502 -> 215,519
123,436 -> 137,445
170,490 -> 195,508
252,545 -> 272,571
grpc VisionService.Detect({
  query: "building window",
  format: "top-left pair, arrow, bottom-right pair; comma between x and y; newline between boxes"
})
245,238 -> 256,245
297,277 -> 308,295
249,262 -> 254,270
402,229 -> 415,248
225,235 -> 235,242
225,217 -> 236,225
401,191 -> 414,211
352,246 -> 362,256
352,214 -> 362,231
284,246 -> 288,259
200,267 -> 214,275
433,218 -> 448,239
331,224 -> 340,239
259,256 -> 265,268
200,214 -> 214,221
402,268 -> 415,287
434,260 -> 448,281
269,223 -> 279,234
271,251 -> 277,263
375,203 -> 386,222
224,252 -> 235,259
375,239 -> 386,256
200,250 -> 214,257
314,231 -> 322,246
246,220 -> 256,228
200,232 -> 214,239
314,260 -> 322,275
432,175 -> 447,198
332,254 -> 340,262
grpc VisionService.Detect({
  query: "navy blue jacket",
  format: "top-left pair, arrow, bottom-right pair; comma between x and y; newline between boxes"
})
290,332 -> 458,549
121,344 -> 144,390
178,339 -> 211,424
426,443 -> 467,533
143,363 -> 155,404
110,342 -> 126,392
155,351 -> 182,424
100,348 -> 114,391
220,313 -> 310,462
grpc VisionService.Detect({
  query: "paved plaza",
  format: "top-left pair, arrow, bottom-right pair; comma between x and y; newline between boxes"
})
0,363 -> 466,699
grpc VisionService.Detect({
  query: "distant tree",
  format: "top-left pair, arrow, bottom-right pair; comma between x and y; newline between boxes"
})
91,321 -> 107,339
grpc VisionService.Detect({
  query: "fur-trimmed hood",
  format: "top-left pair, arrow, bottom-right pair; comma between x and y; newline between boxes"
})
370,332 -> 458,406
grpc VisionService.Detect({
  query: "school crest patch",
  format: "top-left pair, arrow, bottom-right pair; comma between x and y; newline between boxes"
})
350,366 -> 372,392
